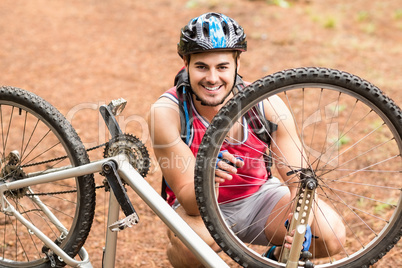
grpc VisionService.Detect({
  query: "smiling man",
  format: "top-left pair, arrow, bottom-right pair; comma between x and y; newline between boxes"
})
149,12 -> 345,267
187,51 -> 237,107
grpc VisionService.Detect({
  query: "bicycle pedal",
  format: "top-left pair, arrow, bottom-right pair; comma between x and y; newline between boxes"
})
109,213 -> 139,232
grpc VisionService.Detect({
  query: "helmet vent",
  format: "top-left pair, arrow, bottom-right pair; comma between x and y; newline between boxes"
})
222,21 -> 229,37
202,22 -> 209,38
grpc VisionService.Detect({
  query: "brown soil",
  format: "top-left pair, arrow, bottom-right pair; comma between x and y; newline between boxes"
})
1,0 -> 401,267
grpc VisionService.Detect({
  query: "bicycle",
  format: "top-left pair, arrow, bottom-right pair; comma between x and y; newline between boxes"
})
0,67 -> 400,268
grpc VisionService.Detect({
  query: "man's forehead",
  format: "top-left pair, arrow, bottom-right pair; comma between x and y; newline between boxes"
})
190,51 -> 235,64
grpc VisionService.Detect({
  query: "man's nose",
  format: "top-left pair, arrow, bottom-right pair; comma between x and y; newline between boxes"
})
206,69 -> 219,84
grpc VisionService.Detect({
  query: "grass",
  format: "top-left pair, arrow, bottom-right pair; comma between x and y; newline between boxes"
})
268,0 -> 291,8
394,9 -> 402,20
356,11 -> 370,22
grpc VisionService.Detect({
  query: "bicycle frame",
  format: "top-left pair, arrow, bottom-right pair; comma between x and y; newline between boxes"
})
0,154 -> 229,267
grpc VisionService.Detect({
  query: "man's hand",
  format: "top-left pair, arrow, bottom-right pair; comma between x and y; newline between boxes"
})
284,217 -> 313,252
215,150 -> 244,184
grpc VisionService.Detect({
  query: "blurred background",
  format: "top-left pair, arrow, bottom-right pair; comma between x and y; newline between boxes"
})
1,0 -> 401,267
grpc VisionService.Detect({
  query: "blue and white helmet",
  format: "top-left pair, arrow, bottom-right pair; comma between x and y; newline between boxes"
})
177,12 -> 247,57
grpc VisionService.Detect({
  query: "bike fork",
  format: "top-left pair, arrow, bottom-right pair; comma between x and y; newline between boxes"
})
280,169 -> 317,268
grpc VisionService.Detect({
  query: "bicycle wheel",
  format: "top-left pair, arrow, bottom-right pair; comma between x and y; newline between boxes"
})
195,67 -> 402,267
0,87 -> 96,267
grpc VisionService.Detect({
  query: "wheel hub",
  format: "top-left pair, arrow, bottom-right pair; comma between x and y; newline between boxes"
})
1,150 -> 28,198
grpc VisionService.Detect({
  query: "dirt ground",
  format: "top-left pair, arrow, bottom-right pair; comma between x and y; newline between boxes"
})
1,0 -> 401,267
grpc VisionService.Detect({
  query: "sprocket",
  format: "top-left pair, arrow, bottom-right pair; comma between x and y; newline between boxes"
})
1,164 -> 28,198
1,151 -> 28,199
103,134 -> 150,177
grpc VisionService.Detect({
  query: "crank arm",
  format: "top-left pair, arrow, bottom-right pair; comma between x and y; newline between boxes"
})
102,160 -> 139,231
99,99 -> 126,138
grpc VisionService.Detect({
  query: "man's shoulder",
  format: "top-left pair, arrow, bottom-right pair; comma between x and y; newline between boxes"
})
149,91 -> 181,145
161,87 -> 178,98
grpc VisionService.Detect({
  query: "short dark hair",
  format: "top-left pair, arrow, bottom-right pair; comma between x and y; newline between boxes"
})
184,50 -> 241,64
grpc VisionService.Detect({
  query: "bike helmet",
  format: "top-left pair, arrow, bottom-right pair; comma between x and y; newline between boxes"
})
178,12 -> 247,57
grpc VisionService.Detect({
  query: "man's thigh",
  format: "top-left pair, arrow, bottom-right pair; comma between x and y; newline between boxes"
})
220,177 -> 289,245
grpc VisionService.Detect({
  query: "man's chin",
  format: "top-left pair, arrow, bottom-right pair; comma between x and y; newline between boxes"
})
195,95 -> 225,107
193,91 -> 232,107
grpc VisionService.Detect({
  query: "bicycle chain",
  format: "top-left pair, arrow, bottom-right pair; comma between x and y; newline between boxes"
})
21,143 -> 107,168
25,185 -> 106,197
20,144 -> 108,197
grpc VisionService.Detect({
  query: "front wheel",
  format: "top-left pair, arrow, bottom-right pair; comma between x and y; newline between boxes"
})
195,67 -> 402,267
0,87 -> 96,267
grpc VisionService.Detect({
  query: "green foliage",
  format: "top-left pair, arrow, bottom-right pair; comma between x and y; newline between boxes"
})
323,16 -> 337,29
329,104 -> 347,113
309,13 -> 337,29
394,9 -> 402,20
357,11 -> 370,22
186,0 -> 220,9
268,0 -> 291,8
330,134 -> 351,148
374,199 -> 396,215
362,23 -> 376,34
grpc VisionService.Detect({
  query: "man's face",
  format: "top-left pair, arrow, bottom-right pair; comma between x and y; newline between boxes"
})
185,51 -> 239,107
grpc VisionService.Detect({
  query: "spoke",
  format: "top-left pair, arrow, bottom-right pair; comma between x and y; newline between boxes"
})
22,141 -> 62,167
0,105 -> 4,160
315,92 -> 342,169
311,197 -> 346,260
3,106 -> 14,157
283,90 -> 307,169
332,154 -> 400,182
320,98 -> 359,168
319,137 -> 397,177
306,88 -> 324,165
21,128 -> 53,165
321,184 -> 396,209
265,97 -> 312,172
20,118 -> 41,162
8,205 -> 30,262
225,124 -> 295,176
316,192 -> 391,224
21,110 -> 28,161
15,201 -> 42,259
321,179 -> 400,190
315,110 -> 379,172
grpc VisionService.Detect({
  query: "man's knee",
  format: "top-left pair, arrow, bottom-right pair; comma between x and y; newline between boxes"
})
165,206 -> 220,267
326,221 -> 346,255
167,228 -> 203,268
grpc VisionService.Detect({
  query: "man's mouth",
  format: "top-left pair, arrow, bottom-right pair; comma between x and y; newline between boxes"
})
203,85 -> 222,91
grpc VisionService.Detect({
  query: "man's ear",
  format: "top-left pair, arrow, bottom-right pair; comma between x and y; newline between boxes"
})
236,55 -> 241,72
183,56 -> 189,68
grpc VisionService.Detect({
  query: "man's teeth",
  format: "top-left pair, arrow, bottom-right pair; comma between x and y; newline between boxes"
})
205,86 -> 220,91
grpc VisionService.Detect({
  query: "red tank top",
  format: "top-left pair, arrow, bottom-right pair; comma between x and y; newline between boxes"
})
161,87 -> 269,205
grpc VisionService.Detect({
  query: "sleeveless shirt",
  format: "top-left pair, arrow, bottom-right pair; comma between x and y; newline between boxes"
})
161,87 -> 269,205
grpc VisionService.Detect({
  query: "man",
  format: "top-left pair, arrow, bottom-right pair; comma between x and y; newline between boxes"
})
149,12 -> 345,267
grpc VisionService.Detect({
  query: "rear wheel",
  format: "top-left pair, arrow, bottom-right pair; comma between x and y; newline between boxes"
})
195,67 -> 402,267
0,87 -> 96,267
